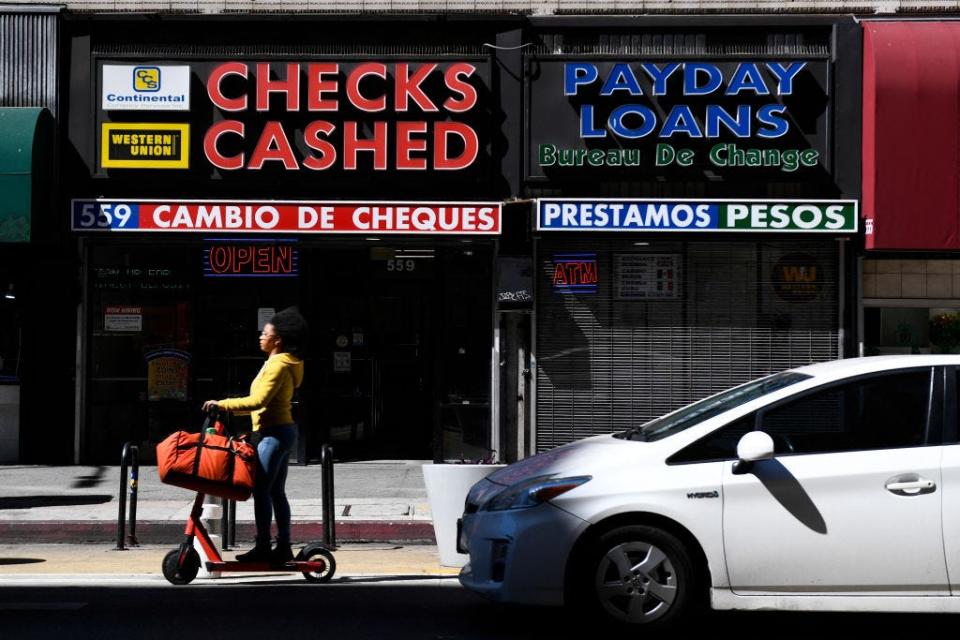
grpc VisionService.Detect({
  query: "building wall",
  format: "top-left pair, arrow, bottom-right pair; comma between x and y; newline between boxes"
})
863,259 -> 960,300
3,1 -> 957,14
0,7 -> 76,463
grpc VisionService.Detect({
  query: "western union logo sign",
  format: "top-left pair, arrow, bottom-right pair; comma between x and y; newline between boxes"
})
101,123 -> 189,169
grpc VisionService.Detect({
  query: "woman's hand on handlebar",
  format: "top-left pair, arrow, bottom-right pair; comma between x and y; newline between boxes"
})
201,400 -> 220,414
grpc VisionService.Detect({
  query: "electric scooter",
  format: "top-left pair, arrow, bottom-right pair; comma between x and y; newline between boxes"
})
162,490 -> 336,585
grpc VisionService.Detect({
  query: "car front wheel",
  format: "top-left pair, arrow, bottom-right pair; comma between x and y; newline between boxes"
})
579,525 -> 697,627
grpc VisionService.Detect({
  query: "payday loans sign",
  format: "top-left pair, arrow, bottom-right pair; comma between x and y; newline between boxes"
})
537,199 -> 857,233
528,59 -> 831,179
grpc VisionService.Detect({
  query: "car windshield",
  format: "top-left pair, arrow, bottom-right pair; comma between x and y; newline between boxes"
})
617,371 -> 811,442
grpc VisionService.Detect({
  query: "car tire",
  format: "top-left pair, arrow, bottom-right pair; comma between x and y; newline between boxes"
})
574,524 -> 698,628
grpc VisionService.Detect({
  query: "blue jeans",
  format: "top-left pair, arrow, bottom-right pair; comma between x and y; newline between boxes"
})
254,424 -> 297,546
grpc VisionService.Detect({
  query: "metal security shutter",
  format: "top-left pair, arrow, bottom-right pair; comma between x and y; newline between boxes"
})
0,11 -> 59,114
535,239 -> 840,451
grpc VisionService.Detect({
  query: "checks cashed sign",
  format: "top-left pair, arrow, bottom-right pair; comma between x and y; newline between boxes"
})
537,199 -> 857,233
71,199 -> 501,234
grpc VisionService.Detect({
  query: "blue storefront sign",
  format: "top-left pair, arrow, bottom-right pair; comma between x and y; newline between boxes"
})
536,199 -> 858,233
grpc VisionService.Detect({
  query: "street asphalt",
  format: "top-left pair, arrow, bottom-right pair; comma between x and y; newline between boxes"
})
0,461 -> 438,545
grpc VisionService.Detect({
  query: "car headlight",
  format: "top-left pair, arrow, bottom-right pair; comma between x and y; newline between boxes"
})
481,475 -> 592,511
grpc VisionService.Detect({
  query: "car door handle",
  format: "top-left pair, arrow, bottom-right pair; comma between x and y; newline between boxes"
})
885,477 -> 936,496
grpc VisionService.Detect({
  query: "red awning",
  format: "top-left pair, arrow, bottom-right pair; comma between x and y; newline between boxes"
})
863,22 -> 960,250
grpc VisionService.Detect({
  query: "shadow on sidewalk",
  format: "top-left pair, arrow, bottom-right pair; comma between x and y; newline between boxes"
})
71,467 -> 108,489
0,496 -> 112,509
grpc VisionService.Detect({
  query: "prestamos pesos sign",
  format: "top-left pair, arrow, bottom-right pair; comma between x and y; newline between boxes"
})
71,199 -> 501,235
536,199 -> 857,233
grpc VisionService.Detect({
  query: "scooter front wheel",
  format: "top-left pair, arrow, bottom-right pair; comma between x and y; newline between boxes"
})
162,547 -> 200,585
297,543 -> 336,583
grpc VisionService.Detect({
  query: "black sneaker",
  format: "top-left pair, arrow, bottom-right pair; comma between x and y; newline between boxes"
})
235,544 -> 272,562
271,543 -> 294,564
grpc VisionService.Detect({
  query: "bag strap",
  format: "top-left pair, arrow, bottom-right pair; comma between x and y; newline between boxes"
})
226,436 -> 237,479
192,429 -> 206,476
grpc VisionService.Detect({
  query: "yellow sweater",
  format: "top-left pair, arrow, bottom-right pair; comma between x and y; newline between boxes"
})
218,352 -> 304,431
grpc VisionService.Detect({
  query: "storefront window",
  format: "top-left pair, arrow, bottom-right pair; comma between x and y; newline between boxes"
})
83,240 -> 493,463
862,259 -> 960,355
87,247 -> 194,460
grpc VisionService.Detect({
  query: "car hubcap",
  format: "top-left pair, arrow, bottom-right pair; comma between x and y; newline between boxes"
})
594,541 -> 677,624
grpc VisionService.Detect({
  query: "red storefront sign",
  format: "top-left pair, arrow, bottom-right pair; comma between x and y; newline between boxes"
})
72,199 -> 502,234
203,62 -> 480,172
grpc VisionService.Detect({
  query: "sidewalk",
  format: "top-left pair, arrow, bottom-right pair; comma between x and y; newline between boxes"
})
0,462 -> 438,545
0,543 -> 460,578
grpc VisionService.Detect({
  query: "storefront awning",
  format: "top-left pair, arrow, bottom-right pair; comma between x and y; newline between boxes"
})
863,22 -> 960,250
0,108 -> 49,243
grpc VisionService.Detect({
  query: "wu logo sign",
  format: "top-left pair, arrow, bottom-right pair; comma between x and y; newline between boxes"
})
773,254 -> 822,302
781,265 -> 818,282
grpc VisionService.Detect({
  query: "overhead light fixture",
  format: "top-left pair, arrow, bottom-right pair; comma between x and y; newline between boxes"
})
365,237 -> 381,242
4,285 -> 14,300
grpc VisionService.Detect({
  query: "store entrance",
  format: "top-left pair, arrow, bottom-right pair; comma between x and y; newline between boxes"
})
303,244 -> 492,461
81,240 -> 492,464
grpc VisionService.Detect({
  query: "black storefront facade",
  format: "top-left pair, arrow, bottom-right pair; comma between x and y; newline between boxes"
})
61,14 -> 864,464
521,17 -> 863,452
63,15 -> 525,464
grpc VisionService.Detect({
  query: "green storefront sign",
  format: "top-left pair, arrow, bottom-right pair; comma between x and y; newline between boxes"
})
536,199 -> 858,232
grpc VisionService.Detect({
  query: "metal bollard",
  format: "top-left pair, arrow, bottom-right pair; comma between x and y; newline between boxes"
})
219,497 -> 238,551
116,442 -> 140,550
321,444 -> 336,547
220,496 -> 230,551
229,498 -> 237,548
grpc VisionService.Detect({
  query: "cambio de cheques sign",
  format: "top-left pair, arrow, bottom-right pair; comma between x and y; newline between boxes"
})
71,199 -> 502,234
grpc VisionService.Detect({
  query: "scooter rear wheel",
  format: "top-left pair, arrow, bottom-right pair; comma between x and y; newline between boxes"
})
162,547 -> 200,585
297,544 -> 336,583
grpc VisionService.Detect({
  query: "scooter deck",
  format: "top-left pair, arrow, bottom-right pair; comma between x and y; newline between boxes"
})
204,560 -> 327,573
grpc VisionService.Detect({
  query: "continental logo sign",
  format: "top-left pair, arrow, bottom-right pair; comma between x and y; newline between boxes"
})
101,65 -> 191,111
101,123 -> 189,169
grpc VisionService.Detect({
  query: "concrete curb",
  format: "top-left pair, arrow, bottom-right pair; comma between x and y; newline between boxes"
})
0,521 -> 437,545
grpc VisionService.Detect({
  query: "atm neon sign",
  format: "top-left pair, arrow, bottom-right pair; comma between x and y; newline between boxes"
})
552,253 -> 598,294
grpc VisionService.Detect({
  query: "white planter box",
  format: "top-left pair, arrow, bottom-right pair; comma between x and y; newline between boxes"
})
422,463 -> 504,568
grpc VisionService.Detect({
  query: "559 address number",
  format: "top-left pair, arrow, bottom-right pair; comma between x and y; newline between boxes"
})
72,202 -> 139,230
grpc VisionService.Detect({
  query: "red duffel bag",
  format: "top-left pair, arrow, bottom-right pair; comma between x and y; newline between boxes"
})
156,428 -> 257,501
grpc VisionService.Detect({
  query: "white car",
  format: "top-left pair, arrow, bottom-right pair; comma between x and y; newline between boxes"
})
459,355 -> 960,626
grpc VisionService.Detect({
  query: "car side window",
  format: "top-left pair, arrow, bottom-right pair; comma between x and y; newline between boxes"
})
759,370 -> 931,455
668,415 -> 755,464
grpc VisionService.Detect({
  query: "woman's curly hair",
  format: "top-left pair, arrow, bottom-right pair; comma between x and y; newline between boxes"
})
270,307 -> 308,357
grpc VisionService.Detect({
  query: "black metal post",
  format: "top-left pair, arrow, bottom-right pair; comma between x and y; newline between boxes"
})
116,442 -> 139,550
127,445 -> 139,546
220,497 -> 230,551
116,443 -> 129,550
321,444 -> 336,547
229,498 -> 237,548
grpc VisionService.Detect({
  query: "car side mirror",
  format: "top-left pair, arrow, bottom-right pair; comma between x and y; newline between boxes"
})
733,431 -> 775,475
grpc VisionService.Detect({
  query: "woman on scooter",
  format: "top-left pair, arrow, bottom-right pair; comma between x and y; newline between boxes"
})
202,306 -> 307,564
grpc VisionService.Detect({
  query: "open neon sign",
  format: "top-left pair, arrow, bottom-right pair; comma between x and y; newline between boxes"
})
203,239 -> 299,277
